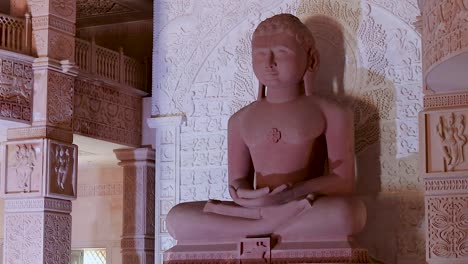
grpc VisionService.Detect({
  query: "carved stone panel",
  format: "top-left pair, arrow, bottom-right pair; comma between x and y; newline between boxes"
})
0,57 -> 34,123
426,195 -> 468,262
421,109 -> 468,176
74,78 -> 142,146
2,139 -> 44,197
47,70 -> 74,129
46,140 -> 77,199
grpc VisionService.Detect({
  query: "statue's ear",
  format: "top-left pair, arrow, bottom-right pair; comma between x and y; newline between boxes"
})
308,49 -> 320,72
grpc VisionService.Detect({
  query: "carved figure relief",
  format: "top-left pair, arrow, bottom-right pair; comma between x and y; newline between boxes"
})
48,142 -> 77,198
14,144 -> 37,192
436,112 -> 467,171
54,145 -> 70,190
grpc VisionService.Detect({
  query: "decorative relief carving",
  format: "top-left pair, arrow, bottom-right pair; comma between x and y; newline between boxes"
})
424,93 -> 468,109
422,0 -> 468,74
77,0 -> 134,18
48,32 -> 74,60
0,58 -> 33,122
14,144 -> 37,192
32,15 -> 76,35
74,78 -> 142,146
77,183 -> 123,197
426,178 -> 468,194
427,196 -> 468,260
50,0 -> 76,19
47,71 -> 74,129
43,213 -> 72,264
436,112 -> 467,171
48,141 -> 77,198
4,141 -> 43,196
4,213 -> 43,264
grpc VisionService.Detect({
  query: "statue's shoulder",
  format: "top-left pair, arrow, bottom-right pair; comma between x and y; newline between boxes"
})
308,95 -> 353,121
228,101 -> 258,126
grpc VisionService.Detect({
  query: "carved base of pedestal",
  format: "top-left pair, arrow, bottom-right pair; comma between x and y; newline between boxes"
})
164,240 -> 373,264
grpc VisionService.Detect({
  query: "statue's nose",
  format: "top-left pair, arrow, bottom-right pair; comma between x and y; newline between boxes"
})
267,52 -> 277,68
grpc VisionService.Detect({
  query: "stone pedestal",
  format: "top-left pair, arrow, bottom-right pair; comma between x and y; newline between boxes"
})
115,147 -> 156,264
164,239 -> 371,264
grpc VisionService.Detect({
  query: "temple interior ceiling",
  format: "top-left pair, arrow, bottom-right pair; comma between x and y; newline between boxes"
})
76,0 -> 152,27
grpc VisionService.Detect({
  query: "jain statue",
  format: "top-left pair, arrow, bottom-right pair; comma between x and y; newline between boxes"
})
165,14 -> 367,261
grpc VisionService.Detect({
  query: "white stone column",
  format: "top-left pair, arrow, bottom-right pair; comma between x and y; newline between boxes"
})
147,116 -> 184,264
114,147 -> 156,264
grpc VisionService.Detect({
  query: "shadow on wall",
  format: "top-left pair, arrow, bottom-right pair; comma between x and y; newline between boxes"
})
0,1 -> 9,14
302,13 -> 424,263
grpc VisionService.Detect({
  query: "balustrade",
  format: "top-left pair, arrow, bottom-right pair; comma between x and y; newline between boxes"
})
75,38 -> 147,90
0,13 -> 31,54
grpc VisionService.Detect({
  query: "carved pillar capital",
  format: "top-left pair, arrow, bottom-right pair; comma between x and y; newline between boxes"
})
115,147 -> 156,264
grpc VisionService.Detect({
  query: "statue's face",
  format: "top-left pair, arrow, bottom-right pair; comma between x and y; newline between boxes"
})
252,32 -> 308,90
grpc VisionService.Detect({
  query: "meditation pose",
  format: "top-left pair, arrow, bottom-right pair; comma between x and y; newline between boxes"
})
167,14 -> 366,244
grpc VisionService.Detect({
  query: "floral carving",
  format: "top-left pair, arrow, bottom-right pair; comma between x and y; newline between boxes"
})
267,128 -> 281,143
77,0 -> 133,18
43,213 -> 72,264
73,79 -> 142,146
47,71 -> 74,129
427,196 -> 468,260
0,58 -> 33,122
49,34 -> 74,60
51,0 -> 75,18
436,112 -> 467,171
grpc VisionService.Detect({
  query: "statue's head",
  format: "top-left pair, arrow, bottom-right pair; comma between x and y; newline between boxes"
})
252,14 -> 319,99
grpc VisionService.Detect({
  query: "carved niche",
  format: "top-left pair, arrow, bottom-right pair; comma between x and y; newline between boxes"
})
2,140 -> 44,197
421,109 -> 468,175
46,140 -> 77,199
0,58 -> 33,123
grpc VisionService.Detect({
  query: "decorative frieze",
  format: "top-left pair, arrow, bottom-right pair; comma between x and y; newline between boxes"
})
74,78 -> 143,146
32,15 -> 76,35
4,198 -> 72,213
424,92 -> 468,109
77,183 -> 123,197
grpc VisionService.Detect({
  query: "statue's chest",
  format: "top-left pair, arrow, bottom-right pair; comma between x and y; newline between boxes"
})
241,104 -> 325,146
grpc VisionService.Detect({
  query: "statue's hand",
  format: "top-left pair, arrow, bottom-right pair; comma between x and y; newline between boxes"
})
237,186 -> 270,199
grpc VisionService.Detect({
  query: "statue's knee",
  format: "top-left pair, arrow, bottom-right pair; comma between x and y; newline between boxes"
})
336,197 -> 367,234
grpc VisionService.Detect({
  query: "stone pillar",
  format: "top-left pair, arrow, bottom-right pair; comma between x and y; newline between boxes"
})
419,0 -> 468,263
1,0 -> 78,263
114,147 -> 156,264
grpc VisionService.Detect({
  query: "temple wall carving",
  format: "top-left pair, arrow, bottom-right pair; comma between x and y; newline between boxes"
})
152,0 -> 424,263
73,78 -> 143,146
422,0 -> 468,76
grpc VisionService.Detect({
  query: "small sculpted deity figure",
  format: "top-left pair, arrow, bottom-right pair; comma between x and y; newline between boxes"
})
437,112 -> 467,171
55,145 -> 70,189
167,14 -> 366,248
15,144 -> 36,192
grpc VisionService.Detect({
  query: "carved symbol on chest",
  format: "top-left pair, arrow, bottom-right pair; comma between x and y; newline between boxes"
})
267,128 -> 282,143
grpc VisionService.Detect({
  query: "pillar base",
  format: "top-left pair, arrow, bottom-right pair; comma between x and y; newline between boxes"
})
164,239 -> 373,264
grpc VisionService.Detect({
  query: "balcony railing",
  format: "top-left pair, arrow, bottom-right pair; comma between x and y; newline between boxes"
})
0,13 -> 146,91
75,38 -> 147,90
0,13 -> 31,54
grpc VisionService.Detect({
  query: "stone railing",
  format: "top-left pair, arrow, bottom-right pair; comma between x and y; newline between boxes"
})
0,13 -> 31,54
75,38 -> 147,90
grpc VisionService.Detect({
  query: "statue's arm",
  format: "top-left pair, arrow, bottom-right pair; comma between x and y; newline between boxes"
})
227,113 -> 269,202
290,101 -> 356,197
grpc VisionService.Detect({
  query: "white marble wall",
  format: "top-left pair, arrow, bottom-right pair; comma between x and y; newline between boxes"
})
152,0 -> 424,263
